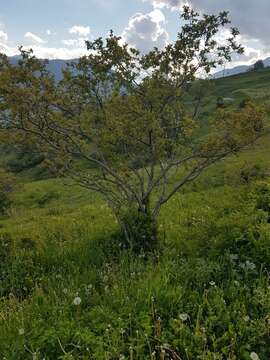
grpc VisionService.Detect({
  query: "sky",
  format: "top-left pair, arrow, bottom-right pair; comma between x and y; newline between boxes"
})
0,0 -> 269,68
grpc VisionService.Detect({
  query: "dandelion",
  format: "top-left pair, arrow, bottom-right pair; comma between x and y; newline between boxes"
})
250,352 -> 259,360
18,328 -> 25,336
179,313 -> 189,321
73,296 -> 82,306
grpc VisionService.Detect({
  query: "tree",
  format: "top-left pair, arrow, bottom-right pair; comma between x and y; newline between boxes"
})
0,7 -> 265,251
253,59 -> 265,71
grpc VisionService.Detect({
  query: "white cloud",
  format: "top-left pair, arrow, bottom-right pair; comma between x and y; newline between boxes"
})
24,32 -> 46,44
122,9 -> 169,53
0,30 -> 8,42
62,38 -> 86,48
21,45 -> 88,60
146,0 -> 183,9
69,25 -> 90,37
46,29 -> 52,36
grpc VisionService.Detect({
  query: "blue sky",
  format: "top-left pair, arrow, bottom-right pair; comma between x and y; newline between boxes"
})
0,0 -> 269,66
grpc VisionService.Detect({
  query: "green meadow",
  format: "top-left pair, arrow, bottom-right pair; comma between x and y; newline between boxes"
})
0,69 -> 270,359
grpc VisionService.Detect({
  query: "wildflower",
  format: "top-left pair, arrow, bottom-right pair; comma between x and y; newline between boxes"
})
244,315 -> 250,322
209,281 -> 216,286
179,313 -> 189,321
240,261 -> 256,271
73,296 -> 82,306
85,284 -> 93,294
250,352 -> 259,360
246,260 -> 256,270
18,328 -> 25,336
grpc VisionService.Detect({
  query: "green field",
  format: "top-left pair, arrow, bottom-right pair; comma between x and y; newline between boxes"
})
1,70 -> 270,359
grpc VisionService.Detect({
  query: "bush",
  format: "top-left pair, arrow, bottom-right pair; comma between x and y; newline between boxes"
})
0,168 -> 15,214
225,162 -> 267,185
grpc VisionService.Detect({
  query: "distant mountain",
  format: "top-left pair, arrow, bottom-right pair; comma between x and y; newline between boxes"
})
8,55 -> 270,81
212,57 -> 270,79
9,56 -> 74,82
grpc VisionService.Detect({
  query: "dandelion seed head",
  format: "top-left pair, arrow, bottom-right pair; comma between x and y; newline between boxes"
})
179,313 -> 189,321
73,296 -> 82,306
250,352 -> 259,360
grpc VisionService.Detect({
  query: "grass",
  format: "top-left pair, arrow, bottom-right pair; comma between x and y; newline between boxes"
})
1,70 -> 270,359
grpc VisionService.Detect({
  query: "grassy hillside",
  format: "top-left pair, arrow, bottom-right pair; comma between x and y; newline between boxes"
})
0,71 -> 270,359
214,67 -> 270,96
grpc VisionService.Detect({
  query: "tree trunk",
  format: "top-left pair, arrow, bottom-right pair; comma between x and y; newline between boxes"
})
119,198 -> 158,253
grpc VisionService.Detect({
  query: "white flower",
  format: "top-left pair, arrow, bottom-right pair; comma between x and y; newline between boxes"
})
244,315 -> 250,322
18,328 -> 25,336
250,352 -> 259,360
179,313 -> 189,321
209,281 -> 216,286
73,296 -> 82,306
240,261 -> 256,271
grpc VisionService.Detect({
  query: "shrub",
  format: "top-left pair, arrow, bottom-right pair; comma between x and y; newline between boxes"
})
254,181 -> 270,219
0,168 -> 15,214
